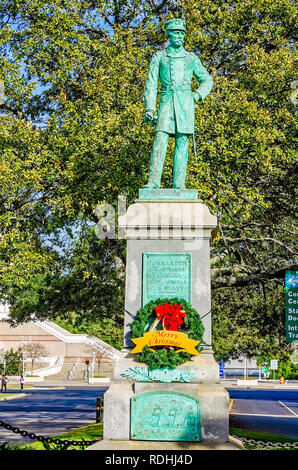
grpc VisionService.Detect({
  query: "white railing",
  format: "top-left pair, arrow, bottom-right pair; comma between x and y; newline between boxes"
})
66,357 -> 81,381
36,320 -> 123,361
33,356 -> 64,377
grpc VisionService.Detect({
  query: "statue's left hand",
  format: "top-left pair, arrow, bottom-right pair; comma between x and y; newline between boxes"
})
192,91 -> 202,102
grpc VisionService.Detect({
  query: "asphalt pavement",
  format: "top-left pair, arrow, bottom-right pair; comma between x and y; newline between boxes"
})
0,385 -> 107,443
0,379 -> 297,444
227,386 -> 298,439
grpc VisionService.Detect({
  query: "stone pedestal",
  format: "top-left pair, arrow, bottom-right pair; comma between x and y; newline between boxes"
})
97,197 -> 231,447
119,199 -> 217,348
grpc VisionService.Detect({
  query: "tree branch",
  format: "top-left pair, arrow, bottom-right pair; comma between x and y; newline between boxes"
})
223,236 -> 296,255
211,263 -> 298,289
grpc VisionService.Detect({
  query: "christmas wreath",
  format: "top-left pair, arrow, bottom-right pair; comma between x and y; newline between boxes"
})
128,298 -> 205,370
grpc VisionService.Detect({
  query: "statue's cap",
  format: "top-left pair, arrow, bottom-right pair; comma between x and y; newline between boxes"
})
165,19 -> 186,31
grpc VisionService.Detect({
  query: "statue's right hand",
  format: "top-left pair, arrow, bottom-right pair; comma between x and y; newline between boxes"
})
144,110 -> 154,123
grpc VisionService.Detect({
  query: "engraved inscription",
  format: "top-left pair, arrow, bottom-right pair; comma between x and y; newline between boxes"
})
142,253 -> 192,306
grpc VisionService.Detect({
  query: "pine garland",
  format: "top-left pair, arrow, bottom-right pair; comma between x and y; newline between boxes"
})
128,298 -> 205,370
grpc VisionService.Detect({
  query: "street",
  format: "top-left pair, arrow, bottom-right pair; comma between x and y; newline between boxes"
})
0,386 -> 107,443
0,385 -> 297,444
228,388 -> 298,439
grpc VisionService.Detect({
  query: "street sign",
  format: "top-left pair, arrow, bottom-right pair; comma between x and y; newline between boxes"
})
218,359 -> 225,377
270,359 -> 278,370
285,270 -> 298,343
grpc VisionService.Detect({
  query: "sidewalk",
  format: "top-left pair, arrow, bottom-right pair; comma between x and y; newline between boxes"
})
221,378 -> 298,389
4,377 -> 111,388
4,378 -> 298,389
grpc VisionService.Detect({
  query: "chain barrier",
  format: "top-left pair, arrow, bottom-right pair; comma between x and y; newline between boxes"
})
0,419 -> 97,449
1,419 -> 297,450
232,435 -> 298,449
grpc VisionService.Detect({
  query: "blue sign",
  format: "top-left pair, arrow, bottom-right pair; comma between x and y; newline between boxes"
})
285,272 -> 298,288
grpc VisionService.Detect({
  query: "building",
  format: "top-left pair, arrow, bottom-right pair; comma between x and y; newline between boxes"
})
0,303 -> 123,378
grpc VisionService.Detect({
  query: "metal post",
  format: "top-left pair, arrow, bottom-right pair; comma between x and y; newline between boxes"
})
96,397 -> 104,423
92,352 -> 95,379
22,352 -> 26,377
85,360 -> 90,383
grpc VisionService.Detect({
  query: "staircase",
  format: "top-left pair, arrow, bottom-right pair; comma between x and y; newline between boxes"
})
43,361 -> 114,382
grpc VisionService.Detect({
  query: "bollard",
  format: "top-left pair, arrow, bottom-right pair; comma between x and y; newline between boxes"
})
96,397 -> 104,423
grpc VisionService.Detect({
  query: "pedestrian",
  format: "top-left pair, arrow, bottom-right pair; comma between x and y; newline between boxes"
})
1,374 -> 8,392
20,375 -> 24,392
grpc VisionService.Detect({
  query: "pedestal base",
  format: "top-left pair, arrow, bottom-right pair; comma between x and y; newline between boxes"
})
87,437 -> 242,450
101,351 -> 229,444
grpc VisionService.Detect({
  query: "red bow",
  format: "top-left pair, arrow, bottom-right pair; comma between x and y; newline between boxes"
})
154,303 -> 186,331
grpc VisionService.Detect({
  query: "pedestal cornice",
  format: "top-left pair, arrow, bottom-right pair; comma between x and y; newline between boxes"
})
119,200 -> 217,240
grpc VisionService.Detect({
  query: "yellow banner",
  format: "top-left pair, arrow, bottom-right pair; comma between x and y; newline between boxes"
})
131,330 -> 200,356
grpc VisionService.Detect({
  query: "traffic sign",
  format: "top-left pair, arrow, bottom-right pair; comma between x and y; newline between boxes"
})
285,270 -> 298,343
270,359 -> 278,370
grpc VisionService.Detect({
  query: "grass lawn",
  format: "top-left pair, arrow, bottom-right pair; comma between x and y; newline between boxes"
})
230,427 -> 298,450
0,393 -> 21,399
230,427 -> 298,443
1,424 -> 297,450
1,422 -> 103,450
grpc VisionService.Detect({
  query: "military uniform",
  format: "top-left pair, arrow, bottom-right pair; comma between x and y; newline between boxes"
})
145,48 -> 213,135
144,19 -> 213,189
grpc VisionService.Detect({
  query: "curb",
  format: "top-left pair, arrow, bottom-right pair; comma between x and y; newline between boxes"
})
31,386 -> 66,390
229,435 -> 244,449
0,393 -> 31,401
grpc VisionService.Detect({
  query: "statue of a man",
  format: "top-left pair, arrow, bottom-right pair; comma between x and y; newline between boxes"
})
143,19 -> 213,189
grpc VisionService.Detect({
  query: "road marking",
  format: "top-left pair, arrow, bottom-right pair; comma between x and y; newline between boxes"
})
229,399 -> 234,412
230,412 -> 298,418
279,401 -> 298,417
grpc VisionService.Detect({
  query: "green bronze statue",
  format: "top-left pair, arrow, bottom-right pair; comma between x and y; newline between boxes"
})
144,19 -> 213,189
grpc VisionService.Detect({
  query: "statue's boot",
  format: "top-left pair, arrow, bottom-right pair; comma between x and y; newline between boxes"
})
172,133 -> 189,189
143,182 -> 159,188
143,131 -> 169,189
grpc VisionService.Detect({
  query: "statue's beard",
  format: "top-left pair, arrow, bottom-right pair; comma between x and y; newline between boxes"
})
171,39 -> 183,48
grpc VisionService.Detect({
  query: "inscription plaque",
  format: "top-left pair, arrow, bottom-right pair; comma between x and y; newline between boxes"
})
142,253 -> 192,306
131,391 -> 201,441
